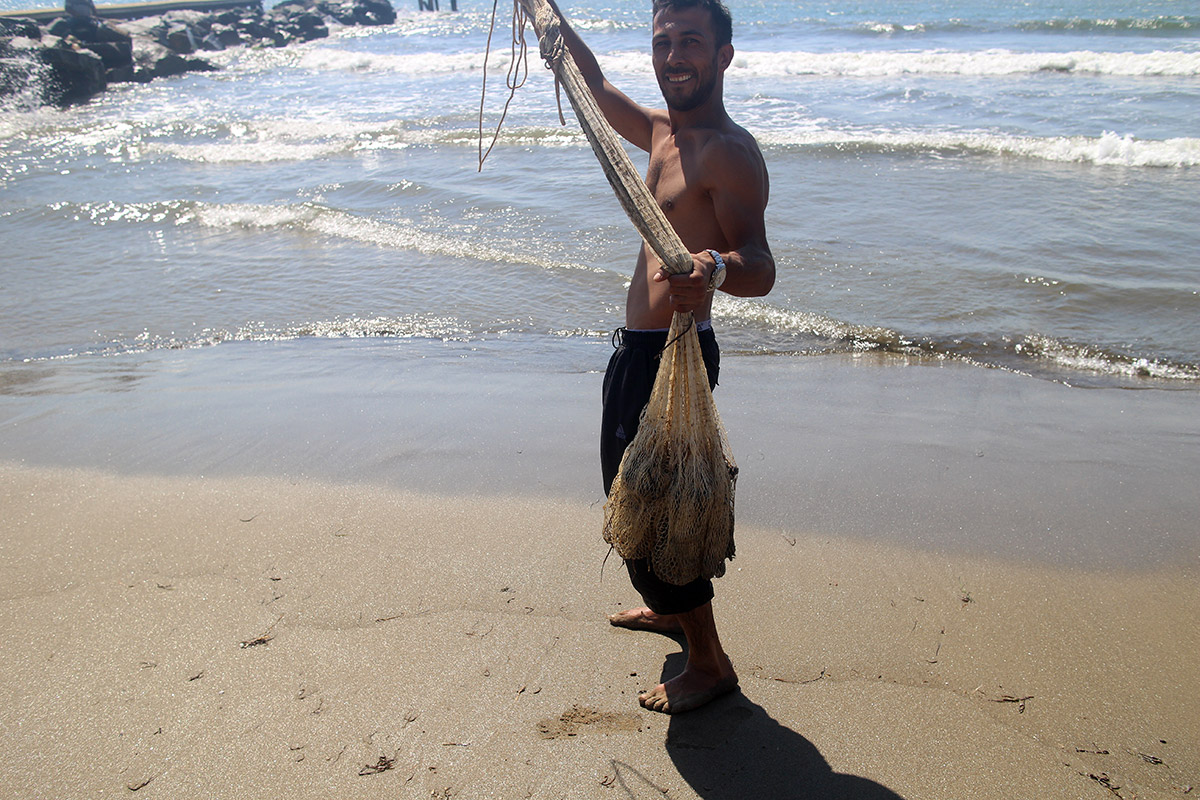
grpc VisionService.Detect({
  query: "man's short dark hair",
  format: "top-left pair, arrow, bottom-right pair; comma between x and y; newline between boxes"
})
652,0 -> 733,48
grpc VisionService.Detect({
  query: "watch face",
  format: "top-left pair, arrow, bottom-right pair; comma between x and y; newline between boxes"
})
710,262 -> 726,290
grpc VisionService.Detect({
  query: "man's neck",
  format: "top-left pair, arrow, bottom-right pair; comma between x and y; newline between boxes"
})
666,99 -> 729,133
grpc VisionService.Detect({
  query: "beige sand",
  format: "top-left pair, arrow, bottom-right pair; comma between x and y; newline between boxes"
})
1,463 -> 1196,799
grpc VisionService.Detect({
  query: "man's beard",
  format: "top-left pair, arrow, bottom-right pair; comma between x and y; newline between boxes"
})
659,63 -> 718,112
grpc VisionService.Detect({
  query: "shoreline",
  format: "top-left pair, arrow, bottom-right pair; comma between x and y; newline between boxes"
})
1,462 -> 1196,798
2,342 -> 1197,568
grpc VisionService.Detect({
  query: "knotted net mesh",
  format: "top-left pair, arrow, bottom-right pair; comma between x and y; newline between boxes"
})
603,312 -> 738,584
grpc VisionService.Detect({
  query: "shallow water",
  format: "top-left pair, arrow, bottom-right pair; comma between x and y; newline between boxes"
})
2,0 -> 1198,391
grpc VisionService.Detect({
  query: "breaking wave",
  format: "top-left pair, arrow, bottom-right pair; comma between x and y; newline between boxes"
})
601,47 -> 1200,79
838,16 -> 1199,37
720,48 -> 1200,78
45,198 -> 595,274
755,129 -> 1200,168
713,297 -> 1200,387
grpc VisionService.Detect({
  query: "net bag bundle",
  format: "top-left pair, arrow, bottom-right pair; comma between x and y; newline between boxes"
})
602,311 -> 738,584
513,0 -> 739,584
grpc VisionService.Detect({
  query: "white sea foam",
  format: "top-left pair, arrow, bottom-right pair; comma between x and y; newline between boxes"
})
1019,334 -> 1200,382
145,117 -> 414,163
151,140 -> 354,163
236,41 -> 1199,81
605,48 -> 1200,78
755,128 -> 1200,168
176,200 -> 588,275
714,295 -> 904,348
230,314 -> 473,343
292,48 -> 505,75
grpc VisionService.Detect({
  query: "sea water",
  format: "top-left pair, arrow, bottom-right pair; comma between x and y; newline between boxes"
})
2,0 -> 1198,386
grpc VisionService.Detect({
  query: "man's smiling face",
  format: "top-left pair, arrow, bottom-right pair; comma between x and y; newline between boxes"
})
651,6 -> 729,112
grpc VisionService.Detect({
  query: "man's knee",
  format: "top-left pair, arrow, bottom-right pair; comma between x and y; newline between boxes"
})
625,559 -> 714,616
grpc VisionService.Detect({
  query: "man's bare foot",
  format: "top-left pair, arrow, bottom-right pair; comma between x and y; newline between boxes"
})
638,655 -> 738,715
607,607 -> 683,634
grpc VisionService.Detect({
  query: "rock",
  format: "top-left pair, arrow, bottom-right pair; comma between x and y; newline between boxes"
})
205,23 -> 246,49
65,0 -> 97,19
316,0 -> 396,26
57,19 -> 134,69
1,17 -> 43,39
130,37 -> 211,78
152,51 -> 217,78
109,15 -> 167,42
83,39 -> 133,69
1,0 -> 400,107
45,17 -> 73,37
269,5 -> 329,42
105,62 -> 135,83
37,38 -> 106,105
164,25 -> 196,53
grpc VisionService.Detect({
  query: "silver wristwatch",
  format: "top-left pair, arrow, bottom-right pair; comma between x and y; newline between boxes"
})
706,249 -> 727,291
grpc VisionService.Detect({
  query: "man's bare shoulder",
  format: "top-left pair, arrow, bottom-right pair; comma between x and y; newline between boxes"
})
695,122 -> 768,198
705,122 -> 765,170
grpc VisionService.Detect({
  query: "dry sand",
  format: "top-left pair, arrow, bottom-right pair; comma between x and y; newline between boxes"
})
1,462 -> 1196,799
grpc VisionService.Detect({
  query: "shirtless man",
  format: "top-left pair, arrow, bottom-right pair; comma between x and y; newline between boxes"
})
551,0 -> 775,714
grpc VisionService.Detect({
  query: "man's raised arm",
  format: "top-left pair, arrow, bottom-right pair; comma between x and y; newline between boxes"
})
546,0 -> 656,151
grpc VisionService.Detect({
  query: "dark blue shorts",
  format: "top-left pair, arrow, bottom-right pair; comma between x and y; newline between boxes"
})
600,324 -> 720,615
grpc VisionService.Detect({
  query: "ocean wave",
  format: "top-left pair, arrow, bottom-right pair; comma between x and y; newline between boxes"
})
144,112 -> 1192,171
839,16 -> 1198,37
603,48 -> 1200,78
755,129 -> 1200,168
141,119 -> 585,162
12,266 -> 1196,388
222,40 -> 1200,81
292,48 -> 499,75
48,198 -> 594,275
151,138 -> 370,163
714,295 -> 908,350
10,313 -> 478,365
143,117 -> 429,163
712,297 -> 1199,386
1015,334 -> 1200,384
1013,16 -> 1198,35
212,32 -> 534,77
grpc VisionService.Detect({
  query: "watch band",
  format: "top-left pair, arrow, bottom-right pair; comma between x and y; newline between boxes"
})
706,249 -> 726,291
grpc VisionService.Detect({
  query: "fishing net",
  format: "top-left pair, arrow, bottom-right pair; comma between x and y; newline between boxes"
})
602,313 -> 738,583
493,0 -> 738,584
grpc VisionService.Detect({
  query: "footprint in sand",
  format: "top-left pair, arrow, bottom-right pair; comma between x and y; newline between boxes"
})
536,705 -> 642,739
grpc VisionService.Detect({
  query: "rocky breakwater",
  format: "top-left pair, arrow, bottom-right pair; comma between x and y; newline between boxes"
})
1,0 -> 396,108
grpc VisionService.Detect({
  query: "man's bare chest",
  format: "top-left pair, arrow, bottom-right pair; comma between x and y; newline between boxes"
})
645,151 -> 709,218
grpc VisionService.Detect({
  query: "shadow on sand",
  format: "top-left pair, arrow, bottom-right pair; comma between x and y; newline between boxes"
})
627,651 -> 907,800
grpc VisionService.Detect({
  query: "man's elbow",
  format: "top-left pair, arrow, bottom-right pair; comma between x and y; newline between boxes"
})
752,273 -> 775,297
748,253 -> 775,297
